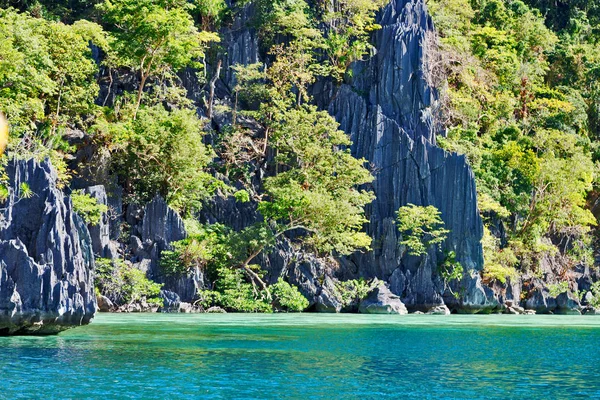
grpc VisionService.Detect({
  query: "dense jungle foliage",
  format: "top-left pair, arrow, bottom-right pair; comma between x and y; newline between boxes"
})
1,0 -> 600,310
428,0 -> 600,285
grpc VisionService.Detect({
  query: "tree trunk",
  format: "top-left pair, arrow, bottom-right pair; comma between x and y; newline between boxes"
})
134,73 -> 148,120
207,60 -> 222,119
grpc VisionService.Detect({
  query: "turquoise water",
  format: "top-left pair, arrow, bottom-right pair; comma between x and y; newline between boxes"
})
1,314 -> 600,399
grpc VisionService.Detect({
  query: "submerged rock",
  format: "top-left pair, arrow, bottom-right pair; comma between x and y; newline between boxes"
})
206,306 -> 227,313
0,159 -> 96,334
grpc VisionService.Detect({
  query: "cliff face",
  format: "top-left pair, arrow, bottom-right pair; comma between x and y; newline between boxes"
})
320,0 -> 495,311
0,160 -> 96,334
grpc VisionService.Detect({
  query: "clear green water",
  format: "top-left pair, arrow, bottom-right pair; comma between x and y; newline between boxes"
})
1,314 -> 600,399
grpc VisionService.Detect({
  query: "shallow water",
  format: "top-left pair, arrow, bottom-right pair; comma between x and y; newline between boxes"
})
1,313 -> 600,399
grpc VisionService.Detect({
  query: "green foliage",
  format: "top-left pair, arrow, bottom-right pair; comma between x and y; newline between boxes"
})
0,184 -> 8,202
97,0 -> 219,114
429,0 -> 599,270
438,251 -> 464,298
95,258 -> 163,306
481,226 -> 519,284
271,278 -> 309,312
96,103 -> 219,214
319,0 -> 388,82
71,190 -> 108,226
221,35 -> 376,276
334,278 -> 378,307
199,267 -> 272,312
18,183 -> 33,199
0,9 -> 105,136
396,204 -> 449,256
547,281 -> 569,298
589,281 -> 600,309
0,9 -> 107,183
439,251 -> 464,283
251,0 -> 386,82
160,222 -> 229,276
194,0 -> 229,30
234,189 -> 250,203
259,105 -> 374,256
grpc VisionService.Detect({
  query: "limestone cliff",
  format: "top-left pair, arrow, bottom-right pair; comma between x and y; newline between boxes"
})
322,0 -> 495,311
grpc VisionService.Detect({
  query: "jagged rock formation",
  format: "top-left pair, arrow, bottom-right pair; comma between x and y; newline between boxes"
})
316,0 -> 495,312
359,283 -> 408,314
83,185 -> 119,260
0,159 -> 96,334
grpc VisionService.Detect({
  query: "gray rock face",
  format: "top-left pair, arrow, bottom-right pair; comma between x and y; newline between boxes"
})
118,0 -> 492,312
320,0 -> 488,311
265,240 -> 343,313
359,283 -> 408,314
0,159 -> 96,334
83,185 -> 119,259
142,195 -> 186,252
126,196 -> 205,303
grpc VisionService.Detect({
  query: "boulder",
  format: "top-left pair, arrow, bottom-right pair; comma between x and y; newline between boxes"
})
555,292 -> 581,315
97,295 -> 114,312
427,305 -> 451,315
206,306 -> 227,313
582,306 -> 598,315
159,290 -> 182,313
0,159 -> 96,334
359,284 -> 408,315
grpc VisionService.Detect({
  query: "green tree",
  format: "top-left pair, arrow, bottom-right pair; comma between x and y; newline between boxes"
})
71,190 -> 108,226
95,103 -> 219,214
97,0 -> 219,117
233,105 -> 374,293
95,258 -> 163,306
271,278 -> 309,312
0,9 -> 107,181
396,204 -> 449,256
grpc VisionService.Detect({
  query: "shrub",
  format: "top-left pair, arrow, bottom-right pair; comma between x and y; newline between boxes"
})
71,190 -> 108,226
200,267 -> 272,313
95,258 -> 162,306
271,278 -> 309,312
334,278 -> 378,307
547,281 -> 569,298
396,204 -> 449,256
589,282 -> 600,309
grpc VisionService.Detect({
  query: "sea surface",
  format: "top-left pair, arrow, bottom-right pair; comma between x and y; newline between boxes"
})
1,313 -> 599,399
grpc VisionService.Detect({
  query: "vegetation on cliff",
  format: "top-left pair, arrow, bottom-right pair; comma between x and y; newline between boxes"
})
2,0 -> 600,311
428,0 -> 600,287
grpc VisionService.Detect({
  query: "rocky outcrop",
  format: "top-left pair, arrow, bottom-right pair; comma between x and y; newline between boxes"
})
0,159 -> 96,334
184,0 -> 493,312
359,283 -> 408,314
126,196 -> 207,303
142,195 -> 186,252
